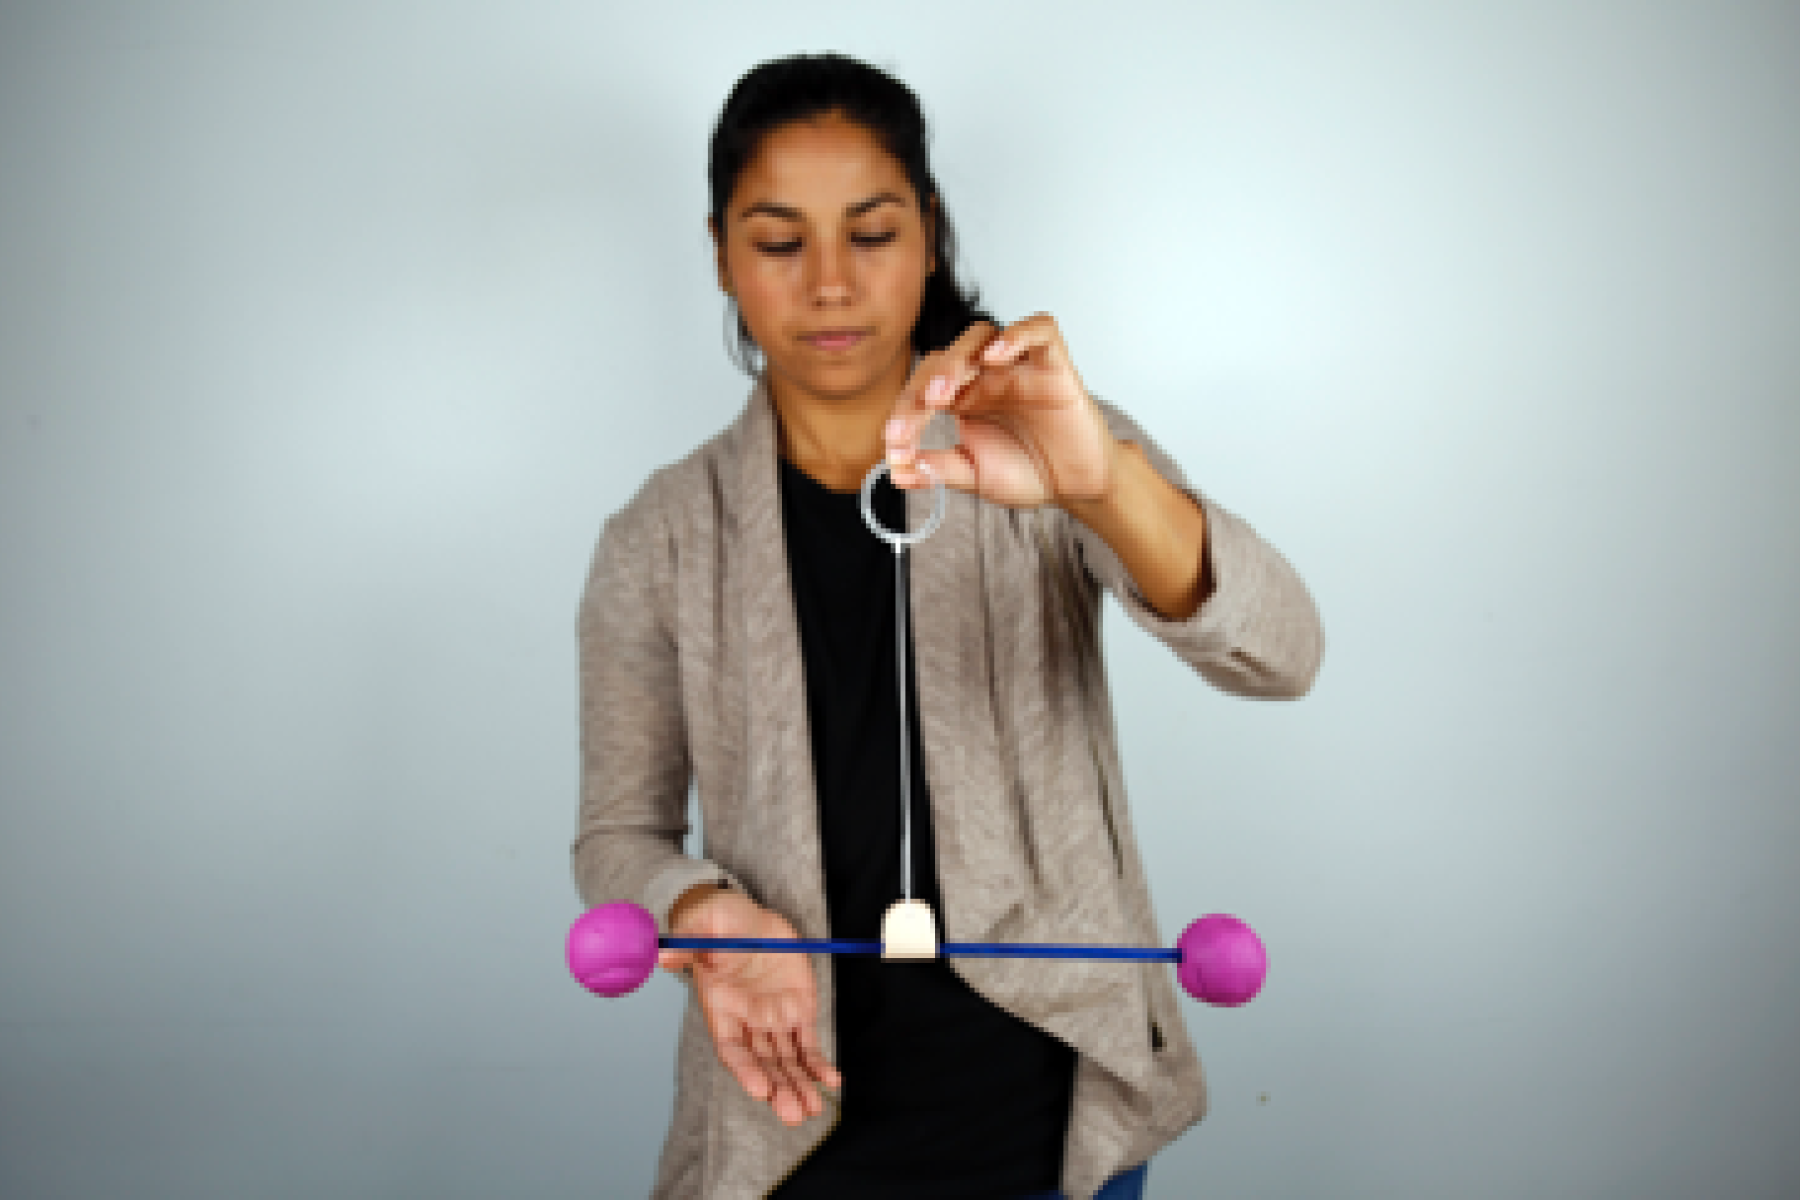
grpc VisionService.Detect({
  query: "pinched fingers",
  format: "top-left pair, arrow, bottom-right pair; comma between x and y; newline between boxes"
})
891,443 -> 979,493
885,321 -> 999,466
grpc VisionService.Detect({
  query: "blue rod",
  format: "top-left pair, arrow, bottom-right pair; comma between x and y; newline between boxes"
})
661,937 -> 881,954
659,936 -> 1179,963
947,942 -> 1178,962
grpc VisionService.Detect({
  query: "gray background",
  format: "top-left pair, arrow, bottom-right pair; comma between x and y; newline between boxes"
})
3,2 -> 1797,1197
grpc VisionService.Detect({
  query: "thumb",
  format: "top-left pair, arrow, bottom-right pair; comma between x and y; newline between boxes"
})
892,445 -> 976,494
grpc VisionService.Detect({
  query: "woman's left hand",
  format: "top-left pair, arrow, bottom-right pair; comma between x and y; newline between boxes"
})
883,315 -> 1119,509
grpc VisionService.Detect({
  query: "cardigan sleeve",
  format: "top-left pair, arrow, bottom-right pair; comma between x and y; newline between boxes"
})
1060,399 -> 1324,699
570,483 -> 745,932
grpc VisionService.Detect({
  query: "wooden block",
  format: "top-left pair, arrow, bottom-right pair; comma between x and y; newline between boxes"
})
880,899 -> 939,960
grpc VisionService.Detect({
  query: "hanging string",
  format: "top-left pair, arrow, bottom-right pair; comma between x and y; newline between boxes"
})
858,460 -> 946,911
894,541 -> 913,901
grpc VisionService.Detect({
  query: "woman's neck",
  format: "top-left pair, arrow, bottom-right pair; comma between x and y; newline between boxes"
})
767,359 -> 912,493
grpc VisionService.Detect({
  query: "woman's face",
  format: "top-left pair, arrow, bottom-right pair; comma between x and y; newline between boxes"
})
711,111 -> 935,409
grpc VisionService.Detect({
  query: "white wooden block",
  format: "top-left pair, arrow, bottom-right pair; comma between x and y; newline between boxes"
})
880,899 -> 939,960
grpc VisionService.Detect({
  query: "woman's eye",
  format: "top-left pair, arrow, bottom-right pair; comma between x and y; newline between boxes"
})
753,231 -> 896,256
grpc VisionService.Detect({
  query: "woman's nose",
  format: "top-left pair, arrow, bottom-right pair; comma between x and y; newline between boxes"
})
809,244 -> 853,304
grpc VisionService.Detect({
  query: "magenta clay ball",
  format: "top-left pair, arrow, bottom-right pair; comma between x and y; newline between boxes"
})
566,901 -> 660,998
1176,914 -> 1267,1006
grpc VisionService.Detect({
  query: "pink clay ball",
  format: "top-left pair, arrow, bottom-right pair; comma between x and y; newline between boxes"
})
566,901 -> 659,998
1176,914 -> 1267,1006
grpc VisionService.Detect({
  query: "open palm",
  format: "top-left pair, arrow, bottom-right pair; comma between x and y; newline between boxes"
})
660,893 -> 841,1127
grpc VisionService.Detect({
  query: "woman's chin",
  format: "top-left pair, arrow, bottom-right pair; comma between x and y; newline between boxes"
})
772,362 -> 896,406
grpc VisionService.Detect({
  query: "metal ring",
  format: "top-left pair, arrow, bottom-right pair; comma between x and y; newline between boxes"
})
860,459 -> 947,549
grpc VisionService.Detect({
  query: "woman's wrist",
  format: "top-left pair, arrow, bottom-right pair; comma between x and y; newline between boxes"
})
668,880 -> 733,934
1056,432 -> 1133,524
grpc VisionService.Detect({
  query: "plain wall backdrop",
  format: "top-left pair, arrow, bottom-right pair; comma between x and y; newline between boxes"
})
2,2 -> 1796,1197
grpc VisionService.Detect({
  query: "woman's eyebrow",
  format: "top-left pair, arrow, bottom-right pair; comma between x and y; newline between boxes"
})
737,191 -> 907,223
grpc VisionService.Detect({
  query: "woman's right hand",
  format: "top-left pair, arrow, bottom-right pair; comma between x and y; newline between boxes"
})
659,886 -> 841,1127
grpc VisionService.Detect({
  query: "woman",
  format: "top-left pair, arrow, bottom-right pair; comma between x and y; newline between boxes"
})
573,53 -> 1322,1200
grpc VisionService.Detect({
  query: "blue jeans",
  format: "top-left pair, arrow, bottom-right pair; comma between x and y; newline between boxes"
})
1020,1160 -> 1149,1200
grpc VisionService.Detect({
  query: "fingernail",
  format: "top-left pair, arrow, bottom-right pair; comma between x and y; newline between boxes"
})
884,417 -> 906,442
986,338 -> 1010,359
889,446 -> 914,466
926,376 -> 947,404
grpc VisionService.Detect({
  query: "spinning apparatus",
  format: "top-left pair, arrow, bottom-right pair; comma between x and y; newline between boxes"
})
567,460 -> 1268,1007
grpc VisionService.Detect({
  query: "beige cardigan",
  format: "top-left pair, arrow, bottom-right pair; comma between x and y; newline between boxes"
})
573,373 -> 1323,1199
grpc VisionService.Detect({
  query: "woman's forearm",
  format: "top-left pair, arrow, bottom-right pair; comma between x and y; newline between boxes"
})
1060,439 -> 1214,622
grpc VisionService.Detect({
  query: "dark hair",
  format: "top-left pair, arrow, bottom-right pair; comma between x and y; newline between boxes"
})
707,52 -> 994,375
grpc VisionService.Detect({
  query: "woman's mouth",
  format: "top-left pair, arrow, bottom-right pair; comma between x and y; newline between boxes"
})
803,330 -> 868,352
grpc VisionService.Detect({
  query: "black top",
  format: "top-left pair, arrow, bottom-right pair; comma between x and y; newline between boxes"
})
769,456 -> 1077,1200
